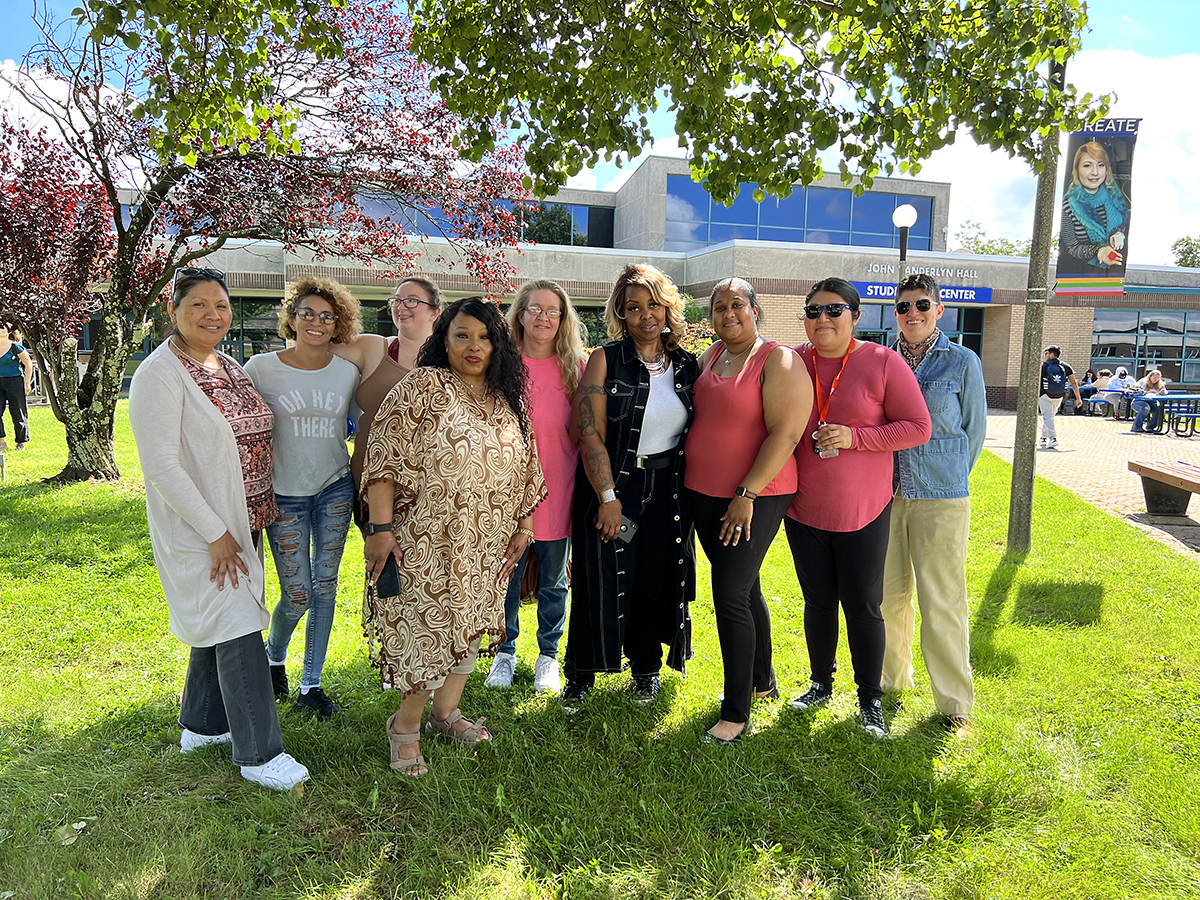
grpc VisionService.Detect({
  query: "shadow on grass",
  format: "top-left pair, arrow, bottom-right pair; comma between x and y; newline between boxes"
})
970,549 -> 1025,677
1012,581 -> 1103,627
0,661 -> 999,900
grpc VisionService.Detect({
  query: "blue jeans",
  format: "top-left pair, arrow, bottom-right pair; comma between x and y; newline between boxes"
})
1131,399 -> 1161,432
264,475 -> 354,690
499,537 -> 570,658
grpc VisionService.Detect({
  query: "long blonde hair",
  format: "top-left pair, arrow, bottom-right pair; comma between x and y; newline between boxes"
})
507,280 -> 587,393
604,264 -> 686,351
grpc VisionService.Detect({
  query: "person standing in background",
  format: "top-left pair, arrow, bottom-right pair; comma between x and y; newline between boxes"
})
1037,346 -> 1081,449
0,326 -> 34,452
881,274 -> 986,735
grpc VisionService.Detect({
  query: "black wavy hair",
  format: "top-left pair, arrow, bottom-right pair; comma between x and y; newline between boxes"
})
417,297 -> 531,439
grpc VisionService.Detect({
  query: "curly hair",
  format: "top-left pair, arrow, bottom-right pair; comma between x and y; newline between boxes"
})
604,264 -> 686,350
418,297 -> 532,440
507,280 -> 587,393
278,276 -> 363,344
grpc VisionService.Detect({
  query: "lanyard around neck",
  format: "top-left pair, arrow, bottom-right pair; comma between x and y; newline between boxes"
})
812,339 -> 855,425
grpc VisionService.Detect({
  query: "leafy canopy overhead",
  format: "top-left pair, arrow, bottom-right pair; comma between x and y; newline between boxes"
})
1171,236 -> 1200,268
411,0 -> 1108,202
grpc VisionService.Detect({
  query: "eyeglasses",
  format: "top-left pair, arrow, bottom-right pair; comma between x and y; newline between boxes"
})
895,298 -> 934,314
295,308 -> 338,324
524,304 -> 562,320
391,295 -> 435,309
177,266 -> 226,282
803,303 -> 851,320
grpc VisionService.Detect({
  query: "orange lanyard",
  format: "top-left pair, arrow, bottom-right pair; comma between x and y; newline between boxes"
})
812,339 -> 855,425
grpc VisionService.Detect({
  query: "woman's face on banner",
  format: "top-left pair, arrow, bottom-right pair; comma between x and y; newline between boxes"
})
1076,152 -> 1108,193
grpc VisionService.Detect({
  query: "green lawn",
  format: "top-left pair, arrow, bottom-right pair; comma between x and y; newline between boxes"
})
1,403 -> 1197,899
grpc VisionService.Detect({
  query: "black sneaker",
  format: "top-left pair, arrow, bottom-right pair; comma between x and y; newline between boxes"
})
562,680 -> 591,714
295,686 -> 341,718
270,664 -> 289,700
789,681 -> 832,710
860,697 -> 890,738
630,674 -> 661,705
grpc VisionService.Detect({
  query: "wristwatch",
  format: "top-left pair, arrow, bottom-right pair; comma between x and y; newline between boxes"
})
366,522 -> 393,535
734,486 -> 759,500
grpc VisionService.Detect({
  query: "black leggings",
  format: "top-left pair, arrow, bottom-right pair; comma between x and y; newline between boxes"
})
784,502 -> 892,703
691,491 -> 790,724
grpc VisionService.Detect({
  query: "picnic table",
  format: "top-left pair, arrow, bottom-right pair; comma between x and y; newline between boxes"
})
1128,459 -> 1200,515
1129,394 -> 1200,436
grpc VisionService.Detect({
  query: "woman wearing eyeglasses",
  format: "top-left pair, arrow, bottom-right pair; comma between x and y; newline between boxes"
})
785,277 -> 930,738
561,264 -> 697,710
484,281 -> 587,693
129,267 -> 309,790
244,277 -> 362,717
332,277 -> 443,527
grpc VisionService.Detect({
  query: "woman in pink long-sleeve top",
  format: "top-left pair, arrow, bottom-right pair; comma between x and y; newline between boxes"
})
784,277 -> 931,739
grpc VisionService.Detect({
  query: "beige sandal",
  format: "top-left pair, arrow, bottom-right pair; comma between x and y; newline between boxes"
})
424,708 -> 491,745
386,712 -> 428,777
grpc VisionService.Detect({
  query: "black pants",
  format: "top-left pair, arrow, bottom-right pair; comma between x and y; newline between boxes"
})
691,491 -> 790,724
784,502 -> 892,703
0,377 -> 29,444
178,630 -> 284,767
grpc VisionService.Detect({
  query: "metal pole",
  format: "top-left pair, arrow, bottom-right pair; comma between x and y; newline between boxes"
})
1007,58 -> 1066,554
898,226 -> 909,286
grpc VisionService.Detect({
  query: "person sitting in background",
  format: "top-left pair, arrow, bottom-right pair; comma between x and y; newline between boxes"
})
1102,366 -> 1137,419
1081,369 -> 1097,386
1130,368 -> 1169,434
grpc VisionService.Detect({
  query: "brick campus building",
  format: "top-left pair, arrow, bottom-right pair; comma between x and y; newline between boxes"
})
118,156 -> 1200,405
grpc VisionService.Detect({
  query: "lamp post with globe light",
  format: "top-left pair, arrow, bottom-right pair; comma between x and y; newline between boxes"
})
892,203 -> 918,288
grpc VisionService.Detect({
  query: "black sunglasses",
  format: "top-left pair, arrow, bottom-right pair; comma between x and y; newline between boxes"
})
177,266 -> 226,282
895,298 -> 934,314
803,303 -> 851,320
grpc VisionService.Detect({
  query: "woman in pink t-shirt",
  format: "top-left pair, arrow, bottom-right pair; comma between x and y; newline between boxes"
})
485,280 -> 587,694
685,278 -> 812,743
785,278 -> 931,739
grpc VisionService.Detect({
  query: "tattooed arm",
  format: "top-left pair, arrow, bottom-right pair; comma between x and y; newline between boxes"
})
572,350 -> 622,541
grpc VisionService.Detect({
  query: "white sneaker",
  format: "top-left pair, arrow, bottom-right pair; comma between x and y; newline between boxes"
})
180,729 -> 232,754
533,654 -> 562,693
484,652 -> 516,689
1046,437 -> 1058,449
240,752 -> 309,791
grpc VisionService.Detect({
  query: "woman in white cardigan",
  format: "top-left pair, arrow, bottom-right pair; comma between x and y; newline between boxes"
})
129,267 -> 308,791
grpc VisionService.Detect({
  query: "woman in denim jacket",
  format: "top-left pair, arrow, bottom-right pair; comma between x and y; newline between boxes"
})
881,273 -> 987,734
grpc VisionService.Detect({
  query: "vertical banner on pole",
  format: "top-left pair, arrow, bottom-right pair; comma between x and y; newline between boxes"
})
1055,118 -> 1140,297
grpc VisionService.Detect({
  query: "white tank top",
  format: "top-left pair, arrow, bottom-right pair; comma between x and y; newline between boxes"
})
636,361 -> 688,456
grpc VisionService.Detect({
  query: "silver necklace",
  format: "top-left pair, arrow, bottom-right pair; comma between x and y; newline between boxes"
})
719,339 -> 759,370
639,350 -> 668,377
171,337 -> 223,374
450,370 -> 489,403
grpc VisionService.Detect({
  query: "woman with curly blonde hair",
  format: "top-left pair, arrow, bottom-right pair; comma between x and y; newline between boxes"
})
244,276 -> 363,717
560,264 -> 698,710
483,281 -> 587,693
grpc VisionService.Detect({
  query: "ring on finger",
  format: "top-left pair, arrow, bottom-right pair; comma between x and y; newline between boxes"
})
734,525 -> 743,531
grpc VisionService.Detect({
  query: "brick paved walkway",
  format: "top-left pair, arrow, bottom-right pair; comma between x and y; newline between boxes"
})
984,409 -> 1200,559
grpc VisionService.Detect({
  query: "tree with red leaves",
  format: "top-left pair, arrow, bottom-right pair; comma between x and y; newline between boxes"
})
0,0 -> 525,482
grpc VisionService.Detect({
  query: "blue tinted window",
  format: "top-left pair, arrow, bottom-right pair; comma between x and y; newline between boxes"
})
665,240 -> 707,252
855,305 -> 883,329
665,220 -> 707,242
572,205 -> 589,241
852,232 -> 894,248
711,183 -> 759,225
758,227 -> 805,243
909,236 -> 931,252
894,196 -> 934,237
666,175 -> 709,222
805,230 -> 850,245
851,192 -> 895,231
709,223 -> 757,243
1093,309 -> 1138,333
806,188 -> 852,231
759,189 -> 806,227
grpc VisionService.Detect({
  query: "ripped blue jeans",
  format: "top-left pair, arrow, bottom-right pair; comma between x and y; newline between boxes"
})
264,475 -> 354,691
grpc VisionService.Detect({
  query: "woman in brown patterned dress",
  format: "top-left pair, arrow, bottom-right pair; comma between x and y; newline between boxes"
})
361,298 -> 546,776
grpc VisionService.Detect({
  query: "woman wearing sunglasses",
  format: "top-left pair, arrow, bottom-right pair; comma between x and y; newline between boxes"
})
129,267 -> 309,790
244,277 -> 362,717
785,277 -> 930,738
332,278 -> 443,527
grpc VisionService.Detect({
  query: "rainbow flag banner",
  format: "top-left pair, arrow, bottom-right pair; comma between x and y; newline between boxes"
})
1055,274 -> 1126,296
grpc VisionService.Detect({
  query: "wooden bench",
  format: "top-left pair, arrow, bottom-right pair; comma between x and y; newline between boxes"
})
1128,459 -> 1200,516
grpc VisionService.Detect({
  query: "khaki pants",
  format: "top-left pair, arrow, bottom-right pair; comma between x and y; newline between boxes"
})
881,489 -> 974,717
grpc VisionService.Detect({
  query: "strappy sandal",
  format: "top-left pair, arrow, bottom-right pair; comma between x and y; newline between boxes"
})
424,708 -> 491,745
386,712 -> 428,777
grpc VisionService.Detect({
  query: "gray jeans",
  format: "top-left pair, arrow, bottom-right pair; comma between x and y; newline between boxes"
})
178,630 -> 284,767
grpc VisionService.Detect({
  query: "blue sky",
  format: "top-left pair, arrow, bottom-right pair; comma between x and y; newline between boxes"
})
3,0 -> 1198,263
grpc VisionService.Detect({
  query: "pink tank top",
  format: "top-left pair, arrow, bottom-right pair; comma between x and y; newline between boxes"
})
684,340 -> 798,498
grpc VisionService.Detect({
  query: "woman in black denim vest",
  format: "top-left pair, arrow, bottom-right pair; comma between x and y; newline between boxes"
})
562,265 -> 698,710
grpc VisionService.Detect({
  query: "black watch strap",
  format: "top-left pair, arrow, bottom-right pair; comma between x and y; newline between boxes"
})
367,522 -> 393,535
